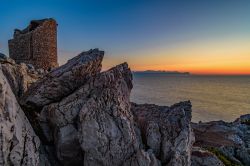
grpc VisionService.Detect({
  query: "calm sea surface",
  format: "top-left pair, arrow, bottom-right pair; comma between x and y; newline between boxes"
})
131,73 -> 250,122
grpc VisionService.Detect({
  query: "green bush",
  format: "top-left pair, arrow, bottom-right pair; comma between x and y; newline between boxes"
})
206,147 -> 241,166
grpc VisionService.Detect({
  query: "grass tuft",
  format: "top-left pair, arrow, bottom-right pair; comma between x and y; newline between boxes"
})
206,147 -> 241,166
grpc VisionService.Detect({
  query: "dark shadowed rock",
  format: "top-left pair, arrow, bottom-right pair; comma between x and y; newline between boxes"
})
55,124 -> 83,166
123,149 -> 161,166
21,49 -> 104,109
0,53 -> 7,60
0,53 -> 15,65
131,101 -> 194,165
234,114 -> 250,124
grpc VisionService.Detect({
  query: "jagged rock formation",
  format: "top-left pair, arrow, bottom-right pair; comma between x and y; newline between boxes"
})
39,62 -> 160,165
192,115 -> 250,166
77,63 -> 145,165
131,102 -> 194,165
1,48 -> 197,166
21,49 -> 104,110
8,18 -> 58,70
1,47 -> 249,166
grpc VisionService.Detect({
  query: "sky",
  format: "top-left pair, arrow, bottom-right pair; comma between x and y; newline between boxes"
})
0,0 -> 250,74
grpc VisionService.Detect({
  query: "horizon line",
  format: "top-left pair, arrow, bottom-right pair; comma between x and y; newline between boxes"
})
131,70 -> 250,76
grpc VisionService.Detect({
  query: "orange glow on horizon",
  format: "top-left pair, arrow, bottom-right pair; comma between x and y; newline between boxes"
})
101,38 -> 250,75
102,56 -> 250,75
59,38 -> 250,75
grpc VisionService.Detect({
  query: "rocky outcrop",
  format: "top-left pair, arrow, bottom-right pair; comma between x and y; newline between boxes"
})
2,44 -> 249,166
0,66 -> 50,165
192,114 -> 250,166
131,102 -> 194,165
39,63 -> 161,165
2,17 -> 204,165
191,147 -> 224,166
21,49 -> 104,109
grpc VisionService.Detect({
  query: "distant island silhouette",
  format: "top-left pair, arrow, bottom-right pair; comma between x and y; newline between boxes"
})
133,70 -> 190,75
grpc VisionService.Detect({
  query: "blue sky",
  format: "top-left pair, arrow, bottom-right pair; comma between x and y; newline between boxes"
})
1,0 -> 250,73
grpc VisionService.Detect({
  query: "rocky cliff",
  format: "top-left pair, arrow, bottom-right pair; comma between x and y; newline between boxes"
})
0,51 -> 249,166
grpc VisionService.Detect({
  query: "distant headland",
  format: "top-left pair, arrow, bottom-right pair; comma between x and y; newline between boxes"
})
133,70 -> 190,75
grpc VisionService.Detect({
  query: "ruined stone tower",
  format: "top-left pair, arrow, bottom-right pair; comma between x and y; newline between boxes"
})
8,18 -> 58,70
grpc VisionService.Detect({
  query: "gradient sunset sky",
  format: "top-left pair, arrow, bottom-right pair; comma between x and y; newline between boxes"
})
1,0 -> 250,74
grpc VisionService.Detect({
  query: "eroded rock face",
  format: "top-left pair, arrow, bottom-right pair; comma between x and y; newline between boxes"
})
38,63 -> 162,166
21,49 -> 104,109
78,63 -> 140,166
0,58 -> 43,100
0,66 -> 49,166
191,147 -> 224,166
192,115 -> 250,166
131,101 -> 195,165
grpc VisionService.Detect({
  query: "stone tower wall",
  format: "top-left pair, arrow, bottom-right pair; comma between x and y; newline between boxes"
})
8,18 -> 58,70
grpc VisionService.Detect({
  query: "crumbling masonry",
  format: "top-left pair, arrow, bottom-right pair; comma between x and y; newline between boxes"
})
8,18 -> 58,70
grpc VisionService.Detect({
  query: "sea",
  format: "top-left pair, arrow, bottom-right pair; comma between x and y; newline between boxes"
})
130,73 -> 250,122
